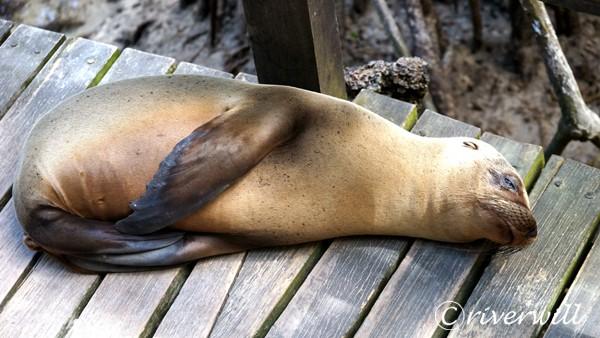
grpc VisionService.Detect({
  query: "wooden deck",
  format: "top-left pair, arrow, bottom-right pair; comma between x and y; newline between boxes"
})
0,20 -> 599,338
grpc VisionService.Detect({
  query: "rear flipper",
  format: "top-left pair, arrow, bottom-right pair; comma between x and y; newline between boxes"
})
67,234 -> 252,273
24,205 -> 183,256
24,205 -> 252,273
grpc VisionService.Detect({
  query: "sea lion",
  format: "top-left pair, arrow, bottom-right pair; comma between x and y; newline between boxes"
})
13,75 -> 537,273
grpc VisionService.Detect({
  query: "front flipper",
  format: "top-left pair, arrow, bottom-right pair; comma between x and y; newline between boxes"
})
115,105 -> 303,235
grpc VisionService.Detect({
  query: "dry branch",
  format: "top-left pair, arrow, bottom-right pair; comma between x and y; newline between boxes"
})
371,0 -> 411,57
404,0 -> 455,115
520,0 -> 600,157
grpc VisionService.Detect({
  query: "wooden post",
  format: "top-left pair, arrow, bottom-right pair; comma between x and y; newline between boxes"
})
242,0 -> 347,98
542,0 -> 600,15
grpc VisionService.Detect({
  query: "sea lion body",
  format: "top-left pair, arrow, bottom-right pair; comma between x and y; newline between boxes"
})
13,75 -> 537,272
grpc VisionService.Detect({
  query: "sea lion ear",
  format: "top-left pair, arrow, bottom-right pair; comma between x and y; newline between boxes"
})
115,106 -> 302,235
463,141 -> 478,150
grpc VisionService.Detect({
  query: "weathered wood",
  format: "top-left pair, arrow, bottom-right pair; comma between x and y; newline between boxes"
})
98,48 -> 175,85
448,159 -> 600,337
0,201 -> 36,309
353,89 -> 418,130
151,62 -> 244,338
528,155 -> 564,206
355,110 -> 485,338
545,217 -> 600,336
242,0 -> 346,98
234,72 -> 258,83
208,244 -> 325,337
65,49 -> 177,338
0,25 -> 64,118
267,238 -> 408,337
265,93 -> 416,338
68,269 -> 187,338
0,19 -> 12,43
0,38 -> 118,319
542,0 -> 600,15
0,257 -> 100,338
0,38 -> 118,204
176,61 -> 234,79
411,109 -> 480,138
154,253 -> 245,338
175,62 -> 234,77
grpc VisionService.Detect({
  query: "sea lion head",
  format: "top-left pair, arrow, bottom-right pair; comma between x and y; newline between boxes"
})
437,138 -> 537,247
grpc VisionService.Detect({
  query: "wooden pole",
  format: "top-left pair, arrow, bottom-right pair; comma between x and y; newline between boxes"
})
242,0 -> 347,98
542,0 -> 600,16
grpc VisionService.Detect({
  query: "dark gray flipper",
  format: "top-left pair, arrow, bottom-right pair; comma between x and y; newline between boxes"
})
115,105 -> 303,235
66,233 -> 253,272
24,205 -> 183,256
25,206 -> 253,273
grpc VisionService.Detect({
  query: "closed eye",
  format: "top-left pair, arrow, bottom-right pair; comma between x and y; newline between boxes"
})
501,176 -> 517,192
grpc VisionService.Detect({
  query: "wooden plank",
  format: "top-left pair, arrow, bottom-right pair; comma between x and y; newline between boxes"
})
208,244 -> 325,337
154,253 -> 245,338
0,37 -> 119,204
0,257 -> 99,338
528,155 -> 565,208
542,0 -> 600,16
412,109 -> 480,138
353,89 -> 418,130
0,19 -> 13,44
152,62 -> 243,338
98,48 -> 174,84
0,25 -> 64,118
234,72 -> 258,83
354,111 -> 485,338
545,215 -> 600,337
0,201 -> 36,308
0,38 -> 118,317
65,49 -> 177,338
448,159 -> 600,337
267,238 -> 408,337
242,0 -> 346,98
265,95 -> 416,337
176,61 -> 233,79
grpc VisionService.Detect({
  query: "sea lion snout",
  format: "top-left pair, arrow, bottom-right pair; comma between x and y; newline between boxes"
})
478,197 -> 537,246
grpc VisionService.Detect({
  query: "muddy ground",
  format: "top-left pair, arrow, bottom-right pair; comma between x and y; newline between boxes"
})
2,0 -> 599,165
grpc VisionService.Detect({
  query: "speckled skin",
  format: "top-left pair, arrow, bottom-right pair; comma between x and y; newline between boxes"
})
14,75 -> 536,256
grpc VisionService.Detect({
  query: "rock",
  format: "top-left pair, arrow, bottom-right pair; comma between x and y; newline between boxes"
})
344,57 -> 429,103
